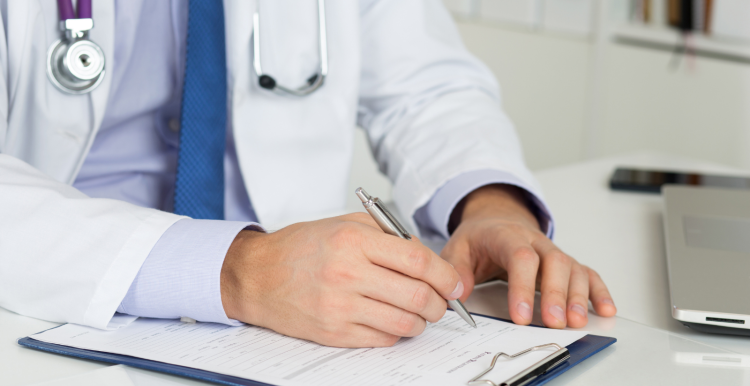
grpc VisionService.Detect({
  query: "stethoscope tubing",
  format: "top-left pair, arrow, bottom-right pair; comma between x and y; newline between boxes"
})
253,0 -> 328,97
57,0 -> 91,21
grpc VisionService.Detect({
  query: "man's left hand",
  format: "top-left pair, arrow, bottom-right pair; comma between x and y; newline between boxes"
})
440,184 -> 617,329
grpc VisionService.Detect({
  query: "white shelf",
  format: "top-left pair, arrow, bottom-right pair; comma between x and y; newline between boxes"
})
613,25 -> 750,63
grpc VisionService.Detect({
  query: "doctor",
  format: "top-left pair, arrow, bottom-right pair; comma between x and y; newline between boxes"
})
0,0 -> 616,348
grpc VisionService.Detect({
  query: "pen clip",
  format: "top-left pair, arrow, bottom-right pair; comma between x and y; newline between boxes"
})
467,344 -> 570,386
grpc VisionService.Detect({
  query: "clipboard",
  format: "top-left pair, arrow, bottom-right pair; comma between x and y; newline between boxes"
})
18,313 -> 616,386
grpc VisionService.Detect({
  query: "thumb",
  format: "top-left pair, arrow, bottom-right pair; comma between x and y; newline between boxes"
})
441,238 -> 476,303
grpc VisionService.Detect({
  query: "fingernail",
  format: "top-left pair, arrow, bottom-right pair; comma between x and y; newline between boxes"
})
450,281 -> 464,299
517,302 -> 532,321
601,299 -> 615,306
549,305 -> 566,323
571,304 -> 587,318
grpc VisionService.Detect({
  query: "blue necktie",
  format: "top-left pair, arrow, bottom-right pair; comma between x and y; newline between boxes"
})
173,0 -> 227,220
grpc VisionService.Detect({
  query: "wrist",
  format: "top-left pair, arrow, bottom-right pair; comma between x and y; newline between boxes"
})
221,229 -> 269,324
450,184 -> 540,232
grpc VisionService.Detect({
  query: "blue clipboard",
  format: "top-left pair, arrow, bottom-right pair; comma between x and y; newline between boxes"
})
18,314 -> 616,386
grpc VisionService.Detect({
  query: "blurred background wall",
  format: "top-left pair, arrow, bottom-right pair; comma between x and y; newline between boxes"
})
346,0 -> 750,210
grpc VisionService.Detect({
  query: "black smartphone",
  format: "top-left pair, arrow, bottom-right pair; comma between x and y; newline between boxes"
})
609,167 -> 750,194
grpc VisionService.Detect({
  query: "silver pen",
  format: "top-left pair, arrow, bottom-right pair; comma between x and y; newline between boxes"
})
355,188 -> 477,329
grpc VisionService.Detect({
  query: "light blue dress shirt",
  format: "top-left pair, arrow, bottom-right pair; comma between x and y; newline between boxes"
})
73,0 -> 551,325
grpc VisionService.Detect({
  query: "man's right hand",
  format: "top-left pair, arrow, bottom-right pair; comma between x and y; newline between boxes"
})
220,213 -> 464,348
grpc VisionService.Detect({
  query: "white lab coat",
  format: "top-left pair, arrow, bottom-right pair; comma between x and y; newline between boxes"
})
0,0 -> 541,329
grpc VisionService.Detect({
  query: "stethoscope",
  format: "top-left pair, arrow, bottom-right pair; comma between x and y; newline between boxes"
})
47,0 -> 106,94
253,0 -> 329,96
46,0 -> 329,97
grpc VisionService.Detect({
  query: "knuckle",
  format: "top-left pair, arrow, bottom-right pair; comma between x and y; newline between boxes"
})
572,263 -> 587,277
375,334 -> 401,347
320,327 -> 353,348
425,303 -> 447,323
387,335 -> 401,346
321,261 -> 356,286
394,312 -> 418,336
351,212 -> 370,220
410,284 -> 431,312
546,251 -> 571,266
569,294 -> 588,304
512,282 -> 537,296
512,247 -> 538,264
329,223 -> 360,247
405,248 -> 432,276
546,287 -> 568,300
411,319 -> 427,336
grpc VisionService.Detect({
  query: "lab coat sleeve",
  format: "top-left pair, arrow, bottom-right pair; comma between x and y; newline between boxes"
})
413,169 -> 554,241
357,0 -> 550,236
0,155 -> 184,329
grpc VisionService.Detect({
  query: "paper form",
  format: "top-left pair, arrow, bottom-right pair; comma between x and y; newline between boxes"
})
30,311 -> 586,386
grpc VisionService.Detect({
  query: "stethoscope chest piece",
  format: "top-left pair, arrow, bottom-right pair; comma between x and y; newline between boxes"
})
47,18 -> 105,94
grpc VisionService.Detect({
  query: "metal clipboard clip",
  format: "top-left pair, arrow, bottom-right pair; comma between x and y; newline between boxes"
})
467,343 -> 570,386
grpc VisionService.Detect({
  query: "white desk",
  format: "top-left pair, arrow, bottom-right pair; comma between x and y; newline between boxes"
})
536,153 -> 750,354
4,153 -> 750,385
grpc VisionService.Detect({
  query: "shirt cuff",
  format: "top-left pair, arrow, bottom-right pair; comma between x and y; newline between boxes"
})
117,218 -> 264,326
413,169 -> 554,241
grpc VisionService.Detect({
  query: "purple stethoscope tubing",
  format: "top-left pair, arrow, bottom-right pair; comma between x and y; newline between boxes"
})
57,0 -> 91,21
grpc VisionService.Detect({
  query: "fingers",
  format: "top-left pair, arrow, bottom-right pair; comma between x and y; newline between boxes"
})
439,237 -> 476,302
533,238 -> 573,329
354,297 -> 427,338
504,235 -> 613,329
360,232 -> 463,301
565,264 -> 590,328
358,265 -> 447,323
500,239 -> 540,326
588,268 -> 617,317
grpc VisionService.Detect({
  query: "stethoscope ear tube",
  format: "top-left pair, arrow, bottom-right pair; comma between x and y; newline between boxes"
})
252,0 -> 328,97
47,0 -> 105,94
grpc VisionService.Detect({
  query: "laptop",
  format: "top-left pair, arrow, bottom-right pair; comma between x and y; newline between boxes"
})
662,185 -> 750,336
